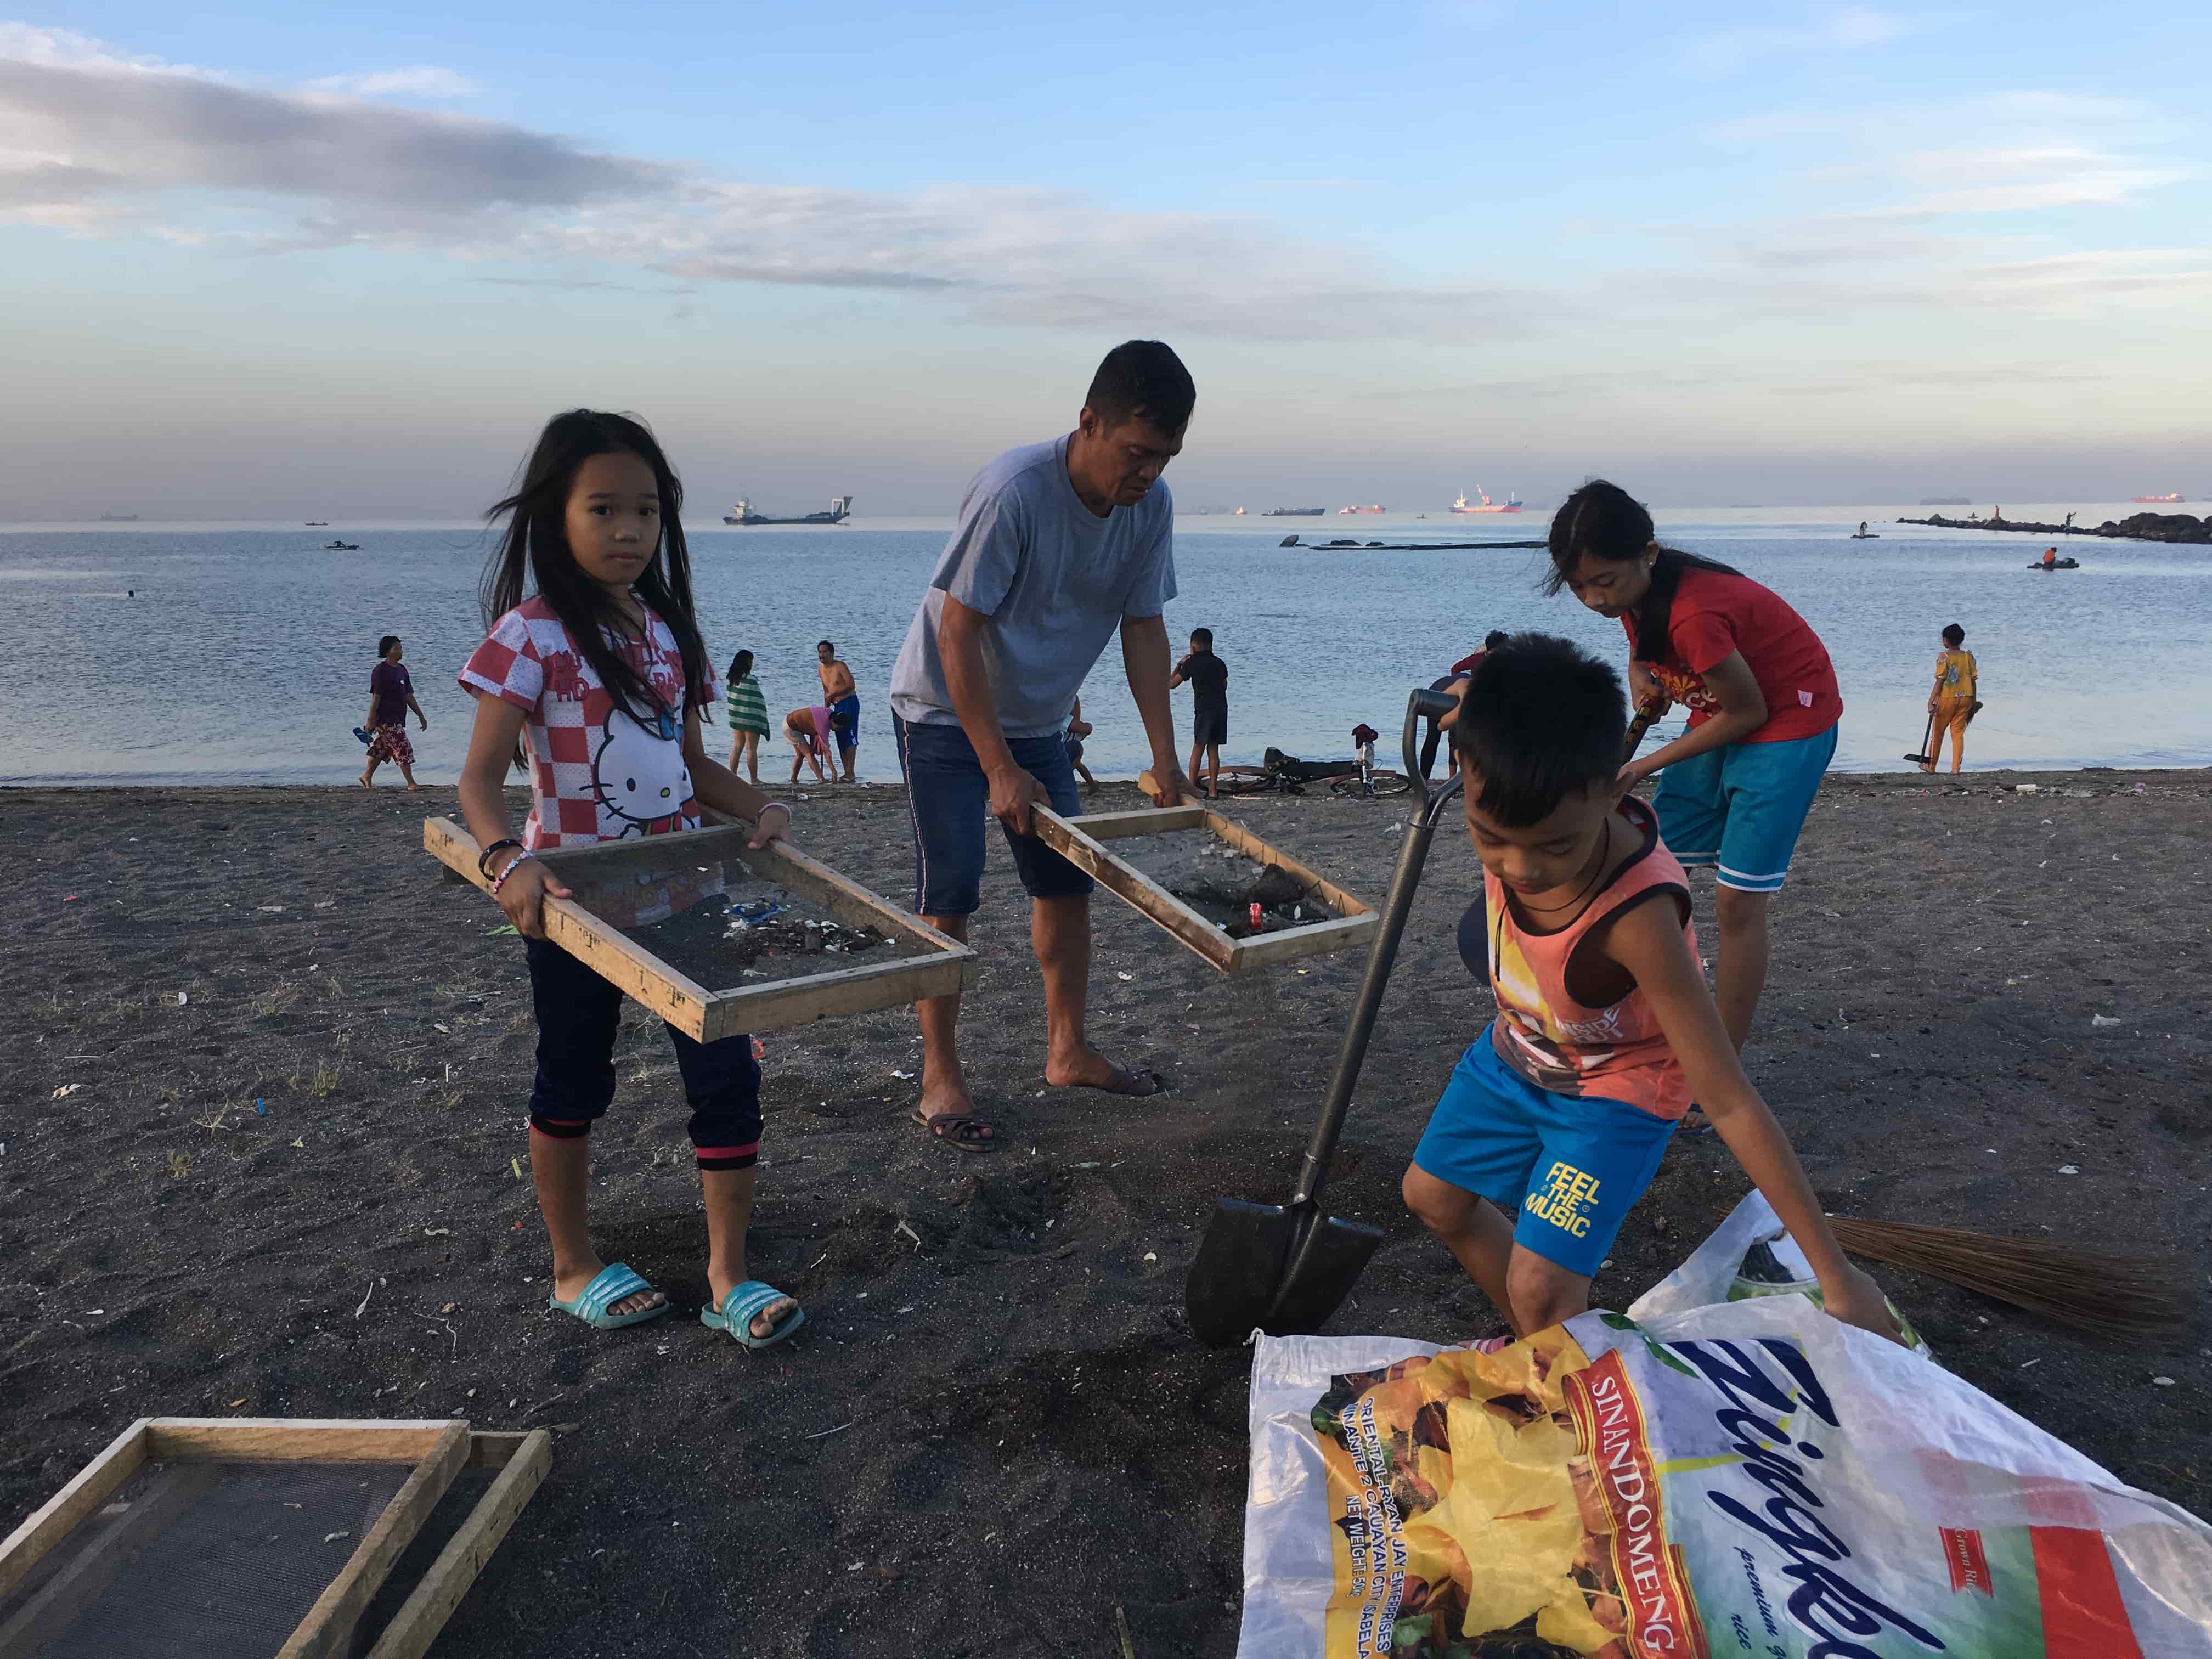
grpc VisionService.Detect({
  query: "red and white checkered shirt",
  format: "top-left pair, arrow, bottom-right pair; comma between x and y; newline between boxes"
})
460,597 -> 721,926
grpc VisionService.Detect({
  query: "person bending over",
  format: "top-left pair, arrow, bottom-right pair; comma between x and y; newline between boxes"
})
1401,634 -> 1898,1346
888,340 -> 1198,1150
1547,480 -> 1841,1057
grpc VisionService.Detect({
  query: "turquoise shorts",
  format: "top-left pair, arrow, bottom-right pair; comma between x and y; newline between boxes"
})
1653,723 -> 1837,894
1411,1028 -> 1678,1278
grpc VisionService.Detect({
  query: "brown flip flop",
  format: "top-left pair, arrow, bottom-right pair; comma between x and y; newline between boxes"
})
910,1105 -> 998,1152
1053,1066 -> 1170,1098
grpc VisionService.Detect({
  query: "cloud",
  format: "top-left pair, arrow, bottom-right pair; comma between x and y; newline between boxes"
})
0,37 -> 1538,344
1685,8 -> 1914,74
1646,87 -> 2207,319
477,275 -> 696,295
304,66 -> 478,99
0,20 -> 198,74
0,58 -> 674,219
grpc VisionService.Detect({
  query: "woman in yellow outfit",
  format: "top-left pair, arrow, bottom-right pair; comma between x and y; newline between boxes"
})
1922,623 -> 1979,774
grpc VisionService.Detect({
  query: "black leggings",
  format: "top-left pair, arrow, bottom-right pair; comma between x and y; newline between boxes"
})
522,937 -> 762,1170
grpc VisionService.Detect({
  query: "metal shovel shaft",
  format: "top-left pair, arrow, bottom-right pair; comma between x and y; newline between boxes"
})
1286,812 -> 1438,1207
1286,686 -> 1464,1210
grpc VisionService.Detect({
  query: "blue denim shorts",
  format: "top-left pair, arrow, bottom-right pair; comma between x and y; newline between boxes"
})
894,714 -> 1092,917
1412,1026 -> 1678,1278
1653,723 -> 1837,894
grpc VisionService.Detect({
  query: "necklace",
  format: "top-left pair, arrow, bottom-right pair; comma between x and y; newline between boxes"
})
1514,817 -> 1615,916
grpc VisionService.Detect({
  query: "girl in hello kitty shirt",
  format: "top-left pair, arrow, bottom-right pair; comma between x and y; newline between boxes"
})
457,410 -> 803,1350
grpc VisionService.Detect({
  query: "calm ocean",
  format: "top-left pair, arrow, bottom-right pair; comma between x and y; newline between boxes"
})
3,504 -> 2207,785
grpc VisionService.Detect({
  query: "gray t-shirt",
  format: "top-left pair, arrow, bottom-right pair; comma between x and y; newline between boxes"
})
889,435 -> 1176,738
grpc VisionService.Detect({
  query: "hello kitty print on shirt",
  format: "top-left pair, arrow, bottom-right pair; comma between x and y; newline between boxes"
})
461,596 -> 721,924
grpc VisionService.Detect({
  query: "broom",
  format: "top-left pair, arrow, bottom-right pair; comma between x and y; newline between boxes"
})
1827,1217 -> 2191,1340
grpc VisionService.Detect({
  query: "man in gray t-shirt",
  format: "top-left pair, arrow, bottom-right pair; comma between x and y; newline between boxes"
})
889,341 -> 1197,1150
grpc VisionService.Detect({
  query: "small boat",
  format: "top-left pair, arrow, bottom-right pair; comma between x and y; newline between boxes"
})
1263,507 -> 1325,517
1849,533 -> 1880,539
325,540 -> 360,551
305,521 -> 329,526
2028,558 -> 2080,571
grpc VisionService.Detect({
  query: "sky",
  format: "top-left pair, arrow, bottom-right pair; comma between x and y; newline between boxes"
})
2,2 -> 2208,518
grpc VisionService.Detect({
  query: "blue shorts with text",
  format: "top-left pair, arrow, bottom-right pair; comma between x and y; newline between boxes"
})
1411,1026 -> 1677,1278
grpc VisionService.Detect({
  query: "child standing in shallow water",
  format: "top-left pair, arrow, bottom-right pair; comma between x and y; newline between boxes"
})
1922,624 -> 1979,775
456,409 -> 803,1349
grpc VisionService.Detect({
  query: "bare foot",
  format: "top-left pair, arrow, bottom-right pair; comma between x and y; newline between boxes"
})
551,1260 -> 664,1320
1045,1045 -> 1167,1097
358,772 -> 373,789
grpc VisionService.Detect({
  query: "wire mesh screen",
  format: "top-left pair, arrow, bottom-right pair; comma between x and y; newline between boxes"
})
1,1458 -> 412,1658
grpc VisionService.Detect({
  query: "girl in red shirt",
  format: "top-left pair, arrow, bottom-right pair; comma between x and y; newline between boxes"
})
1544,479 -> 1841,1061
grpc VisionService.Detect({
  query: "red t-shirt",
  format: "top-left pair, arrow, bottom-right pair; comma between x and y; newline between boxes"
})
1622,567 -> 1840,743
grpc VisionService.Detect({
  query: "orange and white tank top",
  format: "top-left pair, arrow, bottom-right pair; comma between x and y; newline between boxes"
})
1464,797 -> 1696,1121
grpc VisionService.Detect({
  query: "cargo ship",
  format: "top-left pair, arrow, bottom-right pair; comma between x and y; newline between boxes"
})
1338,504 -> 1386,514
2132,493 -> 2185,504
1452,487 -> 1522,514
724,495 -> 853,526
1263,506 -> 1325,517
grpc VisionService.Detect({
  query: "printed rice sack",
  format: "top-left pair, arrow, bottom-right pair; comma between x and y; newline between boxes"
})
1240,1197 -> 2212,1657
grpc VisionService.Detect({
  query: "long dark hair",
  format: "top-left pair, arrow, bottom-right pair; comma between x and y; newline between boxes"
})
1543,479 -> 1739,662
727,648 -> 754,682
481,410 -> 710,725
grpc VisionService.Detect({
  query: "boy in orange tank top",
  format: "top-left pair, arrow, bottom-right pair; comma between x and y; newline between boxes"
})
1402,636 -> 1900,1346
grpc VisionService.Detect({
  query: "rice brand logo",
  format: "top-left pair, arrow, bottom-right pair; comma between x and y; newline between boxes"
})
1564,1351 -> 1708,1656
1523,1161 -> 1601,1237
1668,1337 -> 1946,1659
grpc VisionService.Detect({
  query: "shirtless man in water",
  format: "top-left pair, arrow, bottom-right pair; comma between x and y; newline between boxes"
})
887,341 -> 1198,1150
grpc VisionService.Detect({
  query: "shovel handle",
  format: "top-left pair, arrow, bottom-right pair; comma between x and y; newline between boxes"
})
1291,690 -> 1463,1210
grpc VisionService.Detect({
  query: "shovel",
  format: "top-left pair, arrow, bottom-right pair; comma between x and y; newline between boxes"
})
1904,709 -> 1936,765
1186,686 -> 1465,1347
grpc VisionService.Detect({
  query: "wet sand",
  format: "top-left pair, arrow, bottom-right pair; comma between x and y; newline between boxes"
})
3,772 -> 2208,1656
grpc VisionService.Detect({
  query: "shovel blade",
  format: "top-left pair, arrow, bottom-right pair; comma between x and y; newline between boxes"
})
1265,1212 -> 1385,1339
1185,1198 -> 1297,1348
1184,1198 -> 1385,1348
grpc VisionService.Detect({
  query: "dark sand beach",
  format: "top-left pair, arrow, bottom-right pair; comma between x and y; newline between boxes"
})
4,773 -> 2209,1657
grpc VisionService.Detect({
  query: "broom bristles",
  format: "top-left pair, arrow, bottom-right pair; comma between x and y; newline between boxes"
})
1829,1216 -> 2192,1340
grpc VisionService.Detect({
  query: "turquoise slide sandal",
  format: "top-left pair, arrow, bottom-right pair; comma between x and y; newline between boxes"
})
547,1262 -> 668,1330
701,1280 -> 805,1351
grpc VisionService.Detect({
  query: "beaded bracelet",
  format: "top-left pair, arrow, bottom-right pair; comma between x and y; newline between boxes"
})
758,801 -> 793,821
489,849 -> 534,894
477,837 -> 522,878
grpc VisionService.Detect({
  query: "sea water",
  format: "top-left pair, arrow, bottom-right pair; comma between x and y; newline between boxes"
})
2,504 -> 2206,785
